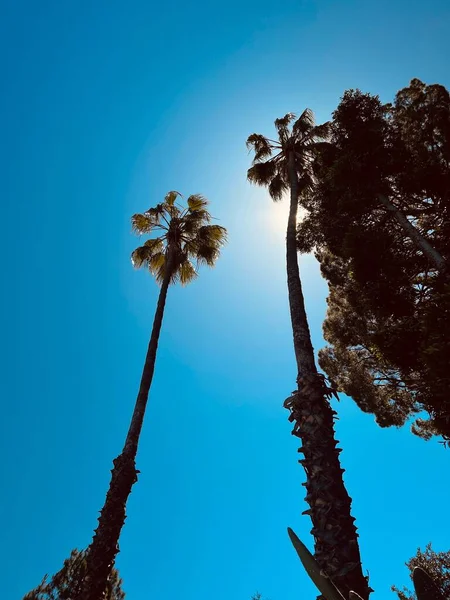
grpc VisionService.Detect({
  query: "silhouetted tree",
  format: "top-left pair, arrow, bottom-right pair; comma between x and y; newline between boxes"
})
297,79 -> 450,443
247,112 -> 369,599
78,192 -> 227,600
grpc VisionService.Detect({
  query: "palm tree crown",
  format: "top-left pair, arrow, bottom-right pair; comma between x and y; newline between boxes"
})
131,191 -> 227,284
246,109 -> 330,201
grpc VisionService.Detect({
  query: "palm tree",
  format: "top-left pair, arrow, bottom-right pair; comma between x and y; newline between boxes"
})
79,191 -> 227,600
247,112 -> 370,599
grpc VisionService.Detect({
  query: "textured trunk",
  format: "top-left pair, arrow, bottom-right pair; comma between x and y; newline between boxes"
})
378,194 -> 446,272
284,151 -> 370,599
78,257 -> 173,600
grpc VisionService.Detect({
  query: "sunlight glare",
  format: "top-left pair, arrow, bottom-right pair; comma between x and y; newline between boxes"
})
266,198 -> 308,237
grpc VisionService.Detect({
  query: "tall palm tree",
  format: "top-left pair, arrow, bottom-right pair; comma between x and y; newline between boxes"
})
247,112 -> 370,599
79,191 -> 227,600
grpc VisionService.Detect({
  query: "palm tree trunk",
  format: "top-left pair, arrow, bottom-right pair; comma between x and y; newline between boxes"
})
378,194 -> 447,272
284,151 -> 370,599
79,258 -> 173,600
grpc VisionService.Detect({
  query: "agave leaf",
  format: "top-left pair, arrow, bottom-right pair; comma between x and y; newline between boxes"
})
413,567 -> 445,600
287,528 -> 346,600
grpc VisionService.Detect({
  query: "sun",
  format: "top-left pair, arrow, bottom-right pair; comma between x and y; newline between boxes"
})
267,198 -> 308,235
270,198 -> 290,233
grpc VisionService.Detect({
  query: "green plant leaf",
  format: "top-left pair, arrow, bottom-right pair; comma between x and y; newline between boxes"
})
287,528 -> 346,600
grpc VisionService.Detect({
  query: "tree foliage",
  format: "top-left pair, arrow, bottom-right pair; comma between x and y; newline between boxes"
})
298,79 -> 450,443
246,109 -> 330,201
392,544 -> 450,600
22,549 -> 125,600
131,190 -> 227,284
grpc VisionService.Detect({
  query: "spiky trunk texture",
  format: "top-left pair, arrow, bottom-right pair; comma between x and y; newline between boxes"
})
378,194 -> 447,272
78,259 -> 172,600
284,151 -> 370,599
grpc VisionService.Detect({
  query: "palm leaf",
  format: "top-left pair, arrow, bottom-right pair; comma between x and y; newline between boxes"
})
131,238 -> 165,268
164,191 -> 182,206
146,203 -> 165,221
187,194 -> 209,212
195,244 -> 221,267
131,213 -> 154,234
268,172 -> 289,201
197,224 -> 228,245
247,161 -> 278,186
293,108 -> 315,138
182,211 -> 211,236
131,245 -> 151,268
275,113 -> 296,129
148,251 -> 167,283
178,257 -> 198,285
310,122 -> 331,141
246,133 -> 273,162
184,226 -> 226,267
143,238 -> 165,253
275,112 -> 296,143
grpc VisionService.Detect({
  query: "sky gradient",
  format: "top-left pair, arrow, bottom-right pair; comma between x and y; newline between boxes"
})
2,0 -> 450,599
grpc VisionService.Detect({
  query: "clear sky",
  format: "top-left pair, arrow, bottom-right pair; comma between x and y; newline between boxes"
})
1,0 -> 450,598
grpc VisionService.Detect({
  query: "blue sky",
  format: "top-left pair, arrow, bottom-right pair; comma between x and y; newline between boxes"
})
1,0 -> 450,598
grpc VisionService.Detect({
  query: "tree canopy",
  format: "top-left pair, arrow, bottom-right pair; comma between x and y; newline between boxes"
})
297,79 -> 450,443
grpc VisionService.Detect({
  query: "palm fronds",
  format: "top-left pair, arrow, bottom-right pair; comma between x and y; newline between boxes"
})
246,107 -> 327,205
247,161 -> 278,186
246,133 -> 274,162
275,112 -> 296,144
268,172 -> 289,201
293,108 -> 315,138
131,192 -> 227,286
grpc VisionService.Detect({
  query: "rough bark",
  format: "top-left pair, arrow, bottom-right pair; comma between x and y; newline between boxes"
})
378,194 -> 447,272
284,151 -> 370,599
78,256 -> 173,600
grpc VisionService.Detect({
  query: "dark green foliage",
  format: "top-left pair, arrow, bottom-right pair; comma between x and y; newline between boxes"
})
392,544 -> 450,600
299,79 -> 450,443
22,549 -> 125,600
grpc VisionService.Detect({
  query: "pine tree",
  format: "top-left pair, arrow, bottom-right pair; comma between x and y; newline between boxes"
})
297,79 -> 450,443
